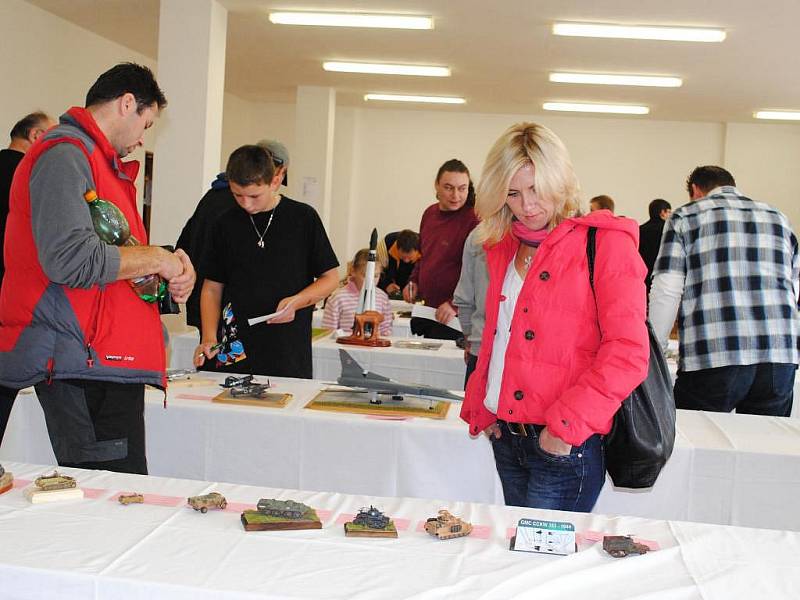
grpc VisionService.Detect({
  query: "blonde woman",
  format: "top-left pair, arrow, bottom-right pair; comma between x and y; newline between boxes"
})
460,123 -> 648,511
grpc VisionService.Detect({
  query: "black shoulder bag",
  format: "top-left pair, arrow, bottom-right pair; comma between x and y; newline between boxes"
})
587,227 -> 676,489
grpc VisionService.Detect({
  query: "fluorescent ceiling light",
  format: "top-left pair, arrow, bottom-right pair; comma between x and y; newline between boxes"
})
324,62 -> 450,77
754,110 -> 800,121
364,94 -> 465,105
549,72 -> 682,88
269,12 -> 433,30
553,22 -> 726,42
543,102 -> 649,115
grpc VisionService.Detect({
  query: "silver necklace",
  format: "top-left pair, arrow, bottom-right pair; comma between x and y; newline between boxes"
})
249,208 -> 276,248
523,255 -> 533,271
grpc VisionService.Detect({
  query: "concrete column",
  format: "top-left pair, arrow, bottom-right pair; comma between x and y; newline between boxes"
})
291,86 -> 336,228
150,0 -> 227,246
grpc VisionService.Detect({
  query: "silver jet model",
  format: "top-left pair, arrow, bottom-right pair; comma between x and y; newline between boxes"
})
336,349 -> 463,404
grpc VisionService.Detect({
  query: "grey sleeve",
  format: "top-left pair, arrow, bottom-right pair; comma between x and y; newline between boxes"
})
29,143 -> 121,288
453,235 -> 476,339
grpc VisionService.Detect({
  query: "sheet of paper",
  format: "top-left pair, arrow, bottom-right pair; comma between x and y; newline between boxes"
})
248,305 -> 290,326
410,304 -> 462,332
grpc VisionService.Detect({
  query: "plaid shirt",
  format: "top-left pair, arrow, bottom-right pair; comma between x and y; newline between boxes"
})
653,186 -> 800,371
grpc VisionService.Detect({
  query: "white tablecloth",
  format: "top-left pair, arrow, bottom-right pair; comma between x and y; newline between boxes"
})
3,374 -> 800,532
1,461 -> 798,600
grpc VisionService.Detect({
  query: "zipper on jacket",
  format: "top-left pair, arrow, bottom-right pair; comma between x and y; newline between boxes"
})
86,343 -> 94,368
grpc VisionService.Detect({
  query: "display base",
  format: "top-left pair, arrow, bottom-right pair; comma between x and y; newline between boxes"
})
344,521 -> 398,538
306,389 -> 449,420
212,391 -> 292,408
336,335 -> 391,347
24,486 -> 84,504
0,472 -> 12,495
241,509 -> 322,531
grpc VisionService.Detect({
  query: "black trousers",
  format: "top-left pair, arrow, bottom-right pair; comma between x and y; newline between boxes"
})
35,379 -> 147,474
0,385 -> 18,447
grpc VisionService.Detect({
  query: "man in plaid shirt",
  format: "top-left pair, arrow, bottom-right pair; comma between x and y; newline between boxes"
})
649,166 -> 799,416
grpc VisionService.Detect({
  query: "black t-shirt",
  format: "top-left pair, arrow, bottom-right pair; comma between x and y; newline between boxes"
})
0,149 -> 24,282
202,196 -> 339,378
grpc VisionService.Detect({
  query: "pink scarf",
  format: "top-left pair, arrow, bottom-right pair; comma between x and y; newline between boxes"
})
512,220 -> 549,247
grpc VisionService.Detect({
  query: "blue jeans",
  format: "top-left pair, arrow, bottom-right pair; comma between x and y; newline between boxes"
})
491,421 -> 605,512
675,363 -> 795,417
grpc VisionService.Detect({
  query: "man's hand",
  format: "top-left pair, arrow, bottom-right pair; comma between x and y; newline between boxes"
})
166,249 -> 195,303
268,296 -> 299,324
156,248 -> 184,281
435,301 -> 457,324
386,282 -> 400,295
402,282 -> 417,303
193,340 -> 220,367
539,427 -> 572,456
463,341 -> 472,365
484,422 -> 501,440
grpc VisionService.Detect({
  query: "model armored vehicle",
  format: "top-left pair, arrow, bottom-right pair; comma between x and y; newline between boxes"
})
602,535 -> 650,558
0,464 -> 11,495
256,498 -> 310,519
188,492 -> 227,513
352,505 -> 390,529
0,464 -> 4,478
424,510 -> 473,540
34,471 -> 77,491
221,375 -> 254,388
118,493 -> 144,505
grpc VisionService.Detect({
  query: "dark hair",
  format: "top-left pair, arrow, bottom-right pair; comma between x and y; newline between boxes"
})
85,63 -> 167,112
395,229 -> 420,253
686,166 -> 736,196
590,194 -> 615,213
226,145 -> 276,186
466,179 -> 476,208
10,112 -> 50,140
435,158 -> 470,183
648,198 -> 672,220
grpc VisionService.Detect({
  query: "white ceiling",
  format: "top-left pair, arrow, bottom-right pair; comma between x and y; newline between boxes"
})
26,0 -> 800,122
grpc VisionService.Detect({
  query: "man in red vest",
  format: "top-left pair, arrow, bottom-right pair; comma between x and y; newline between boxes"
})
0,63 -> 195,474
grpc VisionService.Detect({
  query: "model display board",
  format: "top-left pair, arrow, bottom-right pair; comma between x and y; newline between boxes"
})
241,499 -> 322,531
0,464 -> 12,495
188,492 -> 227,513
424,510 -> 472,540
311,327 -> 333,342
344,506 -> 398,538
393,340 -> 443,351
306,389 -> 449,419
212,375 -> 292,408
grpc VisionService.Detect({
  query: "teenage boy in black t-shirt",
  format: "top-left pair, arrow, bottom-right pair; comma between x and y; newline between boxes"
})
195,145 -> 339,378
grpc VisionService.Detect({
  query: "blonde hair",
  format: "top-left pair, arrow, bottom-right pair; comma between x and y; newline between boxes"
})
475,122 -> 581,245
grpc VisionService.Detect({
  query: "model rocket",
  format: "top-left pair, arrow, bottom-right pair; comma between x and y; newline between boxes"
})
357,228 -> 378,314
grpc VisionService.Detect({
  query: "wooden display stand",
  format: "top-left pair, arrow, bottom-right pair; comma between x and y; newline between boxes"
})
24,486 -> 84,504
241,509 -> 322,531
336,311 -> 391,347
344,521 -> 398,538
212,391 -> 292,408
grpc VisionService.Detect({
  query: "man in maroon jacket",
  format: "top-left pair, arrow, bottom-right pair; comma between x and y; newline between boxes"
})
404,159 -> 478,339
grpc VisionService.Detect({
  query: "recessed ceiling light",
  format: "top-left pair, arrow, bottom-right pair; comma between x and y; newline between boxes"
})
553,22 -> 725,43
543,102 -> 649,115
324,62 -> 450,77
549,72 -> 682,88
269,12 -> 433,30
364,94 -> 465,105
754,110 -> 800,121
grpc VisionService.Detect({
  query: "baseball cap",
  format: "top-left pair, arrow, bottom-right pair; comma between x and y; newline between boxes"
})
257,139 -> 289,186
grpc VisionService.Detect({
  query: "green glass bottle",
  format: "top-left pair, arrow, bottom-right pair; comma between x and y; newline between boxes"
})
84,190 -> 165,303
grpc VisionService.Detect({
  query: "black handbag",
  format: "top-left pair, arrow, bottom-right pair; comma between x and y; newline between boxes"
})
587,227 -> 676,489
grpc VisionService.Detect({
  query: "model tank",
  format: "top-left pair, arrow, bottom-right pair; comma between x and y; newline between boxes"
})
256,498 -> 310,519
352,505 -> 390,529
602,535 -> 650,558
188,492 -> 227,513
424,510 -> 473,540
34,471 -> 77,491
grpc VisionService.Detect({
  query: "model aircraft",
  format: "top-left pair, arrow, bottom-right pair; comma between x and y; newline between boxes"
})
332,349 -> 463,404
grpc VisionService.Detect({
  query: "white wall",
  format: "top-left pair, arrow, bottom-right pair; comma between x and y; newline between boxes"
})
0,0 -> 156,211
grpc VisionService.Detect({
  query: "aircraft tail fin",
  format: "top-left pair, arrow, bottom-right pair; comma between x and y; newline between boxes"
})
338,349 -> 392,381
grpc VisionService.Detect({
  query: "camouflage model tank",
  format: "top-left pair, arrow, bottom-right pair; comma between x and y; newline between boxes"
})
34,471 -> 77,491
603,535 -> 650,558
424,510 -> 473,540
256,498 -> 310,519
352,506 -> 390,529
